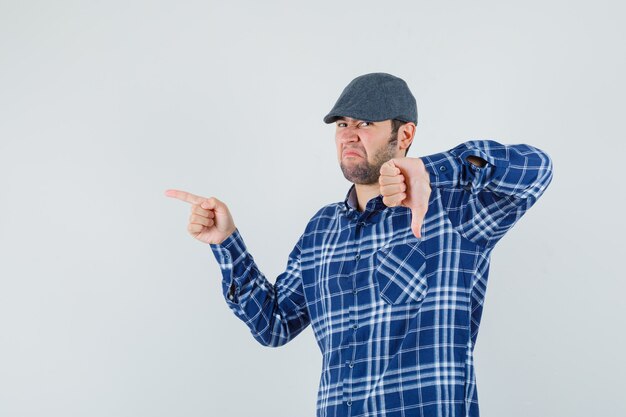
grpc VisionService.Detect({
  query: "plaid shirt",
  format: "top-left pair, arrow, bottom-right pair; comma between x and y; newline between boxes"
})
209,140 -> 553,417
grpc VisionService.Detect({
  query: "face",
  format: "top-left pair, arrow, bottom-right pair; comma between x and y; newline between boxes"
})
335,117 -> 402,185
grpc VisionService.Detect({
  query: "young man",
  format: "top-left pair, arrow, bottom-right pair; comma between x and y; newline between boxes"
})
165,72 -> 553,417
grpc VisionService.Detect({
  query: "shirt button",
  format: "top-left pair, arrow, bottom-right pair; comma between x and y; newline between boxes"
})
347,401 -> 352,406
355,254 -> 360,261
348,362 -> 354,368
352,289 -> 357,295
439,165 -> 447,172
352,324 -> 358,330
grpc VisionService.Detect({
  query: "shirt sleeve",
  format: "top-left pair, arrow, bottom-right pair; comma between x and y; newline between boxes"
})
209,228 -> 310,348
420,140 -> 554,249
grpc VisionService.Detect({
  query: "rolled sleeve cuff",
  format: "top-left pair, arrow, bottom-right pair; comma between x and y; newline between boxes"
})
421,147 -> 497,193
421,151 -> 461,188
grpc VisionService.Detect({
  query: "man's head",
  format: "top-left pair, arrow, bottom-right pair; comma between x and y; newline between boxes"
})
324,73 -> 418,185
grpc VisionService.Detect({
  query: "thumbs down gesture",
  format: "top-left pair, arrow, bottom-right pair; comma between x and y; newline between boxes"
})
379,157 -> 431,238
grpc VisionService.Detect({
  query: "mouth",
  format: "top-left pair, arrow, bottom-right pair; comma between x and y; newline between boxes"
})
343,150 -> 364,158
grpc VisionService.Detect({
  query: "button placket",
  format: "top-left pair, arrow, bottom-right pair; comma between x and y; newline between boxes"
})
345,218 -> 363,410
351,221 -> 363,328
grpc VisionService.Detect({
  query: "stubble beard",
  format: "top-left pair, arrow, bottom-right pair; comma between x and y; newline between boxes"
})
340,135 -> 398,185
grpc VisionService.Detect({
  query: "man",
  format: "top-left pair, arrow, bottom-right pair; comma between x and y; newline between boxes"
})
165,73 -> 553,417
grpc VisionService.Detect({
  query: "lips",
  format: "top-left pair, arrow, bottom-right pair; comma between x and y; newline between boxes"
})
343,149 -> 364,158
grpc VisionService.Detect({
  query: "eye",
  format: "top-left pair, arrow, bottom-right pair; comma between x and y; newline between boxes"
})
358,121 -> 372,127
337,122 -> 347,127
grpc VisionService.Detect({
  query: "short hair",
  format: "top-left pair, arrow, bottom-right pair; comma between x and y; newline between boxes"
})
390,119 -> 413,156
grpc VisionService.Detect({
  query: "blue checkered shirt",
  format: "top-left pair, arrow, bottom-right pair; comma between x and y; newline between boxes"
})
209,140 -> 553,417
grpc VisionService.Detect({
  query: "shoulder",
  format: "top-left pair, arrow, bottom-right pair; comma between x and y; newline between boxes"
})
298,201 -> 343,234
308,202 -> 343,223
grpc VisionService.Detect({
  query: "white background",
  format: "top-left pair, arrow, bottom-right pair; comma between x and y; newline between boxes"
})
1,1 -> 624,416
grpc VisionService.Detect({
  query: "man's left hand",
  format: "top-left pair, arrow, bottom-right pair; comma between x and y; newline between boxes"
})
379,157 -> 431,238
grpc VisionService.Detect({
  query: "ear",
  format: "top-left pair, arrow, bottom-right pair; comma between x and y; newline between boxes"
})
398,122 -> 416,154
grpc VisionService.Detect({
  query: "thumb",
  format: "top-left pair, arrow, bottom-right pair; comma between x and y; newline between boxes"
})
410,206 -> 424,238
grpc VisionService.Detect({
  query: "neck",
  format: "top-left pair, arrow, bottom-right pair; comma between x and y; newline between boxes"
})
354,182 -> 381,212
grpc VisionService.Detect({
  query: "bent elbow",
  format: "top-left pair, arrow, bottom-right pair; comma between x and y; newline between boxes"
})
252,331 -> 290,348
518,145 -> 554,201
534,146 -> 554,193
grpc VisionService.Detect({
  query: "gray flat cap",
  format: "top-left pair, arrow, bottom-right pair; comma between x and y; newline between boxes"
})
323,72 -> 417,125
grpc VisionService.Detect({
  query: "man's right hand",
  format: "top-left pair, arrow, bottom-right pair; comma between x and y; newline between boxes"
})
379,157 -> 431,239
164,189 -> 236,245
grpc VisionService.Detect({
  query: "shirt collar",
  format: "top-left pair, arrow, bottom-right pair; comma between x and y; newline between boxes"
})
343,183 -> 387,213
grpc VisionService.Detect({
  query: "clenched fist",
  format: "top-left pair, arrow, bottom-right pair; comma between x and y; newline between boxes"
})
164,189 -> 236,245
379,157 -> 431,238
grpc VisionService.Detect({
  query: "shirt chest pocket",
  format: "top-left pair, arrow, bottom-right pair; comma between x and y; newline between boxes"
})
373,243 -> 428,306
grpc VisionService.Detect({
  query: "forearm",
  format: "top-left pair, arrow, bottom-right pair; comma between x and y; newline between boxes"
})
421,140 -> 553,200
418,140 -> 553,248
209,228 -> 310,347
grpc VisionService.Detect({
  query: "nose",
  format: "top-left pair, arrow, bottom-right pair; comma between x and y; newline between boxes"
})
337,126 -> 360,143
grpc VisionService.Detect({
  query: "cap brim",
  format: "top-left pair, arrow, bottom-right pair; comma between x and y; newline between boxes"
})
323,111 -> 388,124
323,114 -> 340,124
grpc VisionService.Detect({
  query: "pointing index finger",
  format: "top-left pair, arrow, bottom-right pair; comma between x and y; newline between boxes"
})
164,189 -> 204,205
